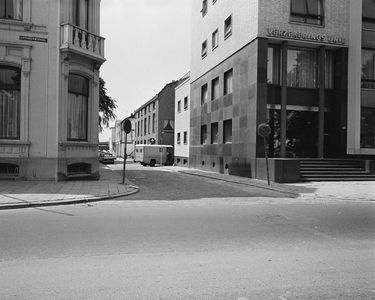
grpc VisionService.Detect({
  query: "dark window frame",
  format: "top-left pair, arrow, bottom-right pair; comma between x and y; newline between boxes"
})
290,0 -> 324,26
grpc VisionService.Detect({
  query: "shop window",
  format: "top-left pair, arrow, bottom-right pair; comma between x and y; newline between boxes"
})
223,119 -> 232,143
224,69 -> 233,95
361,49 -> 375,89
212,29 -> 219,50
0,66 -> 21,139
267,46 -> 280,85
287,48 -> 317,88
184,96 -> 188,110
0,0 -> 23,20
201,125 -> 207,144
361,107 -> 375,148
68,74 -> 89,141
224,15 -> 232,39
363,0 -> 375,22
211,76 -> 219,100
183,131 -> 188,144
201,83 -> 208,104
177,100 -> 181,113
290,0 -> 324,26
211,122 -> 219,144
325,51 -> 334,89
202,40 -> 207,59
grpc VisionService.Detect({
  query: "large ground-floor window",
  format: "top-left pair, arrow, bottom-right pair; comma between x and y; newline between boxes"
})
0,66 -> 21,139
67,74 -> 89,141
361,107 -> 375,148
267,109 -> 334,158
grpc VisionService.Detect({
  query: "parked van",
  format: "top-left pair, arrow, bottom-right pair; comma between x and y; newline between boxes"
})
134,145 -> 173,167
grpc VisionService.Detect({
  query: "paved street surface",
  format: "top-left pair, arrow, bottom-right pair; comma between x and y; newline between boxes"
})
1,161 -> 375,299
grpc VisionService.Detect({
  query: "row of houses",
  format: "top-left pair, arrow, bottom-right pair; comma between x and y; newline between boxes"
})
116,0 -> 375,182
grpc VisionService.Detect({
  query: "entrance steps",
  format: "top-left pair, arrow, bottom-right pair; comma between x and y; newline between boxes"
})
300,159 -> 375,182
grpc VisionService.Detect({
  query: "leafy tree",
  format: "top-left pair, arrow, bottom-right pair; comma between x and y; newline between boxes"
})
99,77 -> 117,132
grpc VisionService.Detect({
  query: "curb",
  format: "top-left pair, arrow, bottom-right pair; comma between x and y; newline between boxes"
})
178,170 -> 301,197
0,186 -> 140,210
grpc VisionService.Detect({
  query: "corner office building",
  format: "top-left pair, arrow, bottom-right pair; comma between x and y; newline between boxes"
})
0,0 -> 105,180
189,0 -> 375,182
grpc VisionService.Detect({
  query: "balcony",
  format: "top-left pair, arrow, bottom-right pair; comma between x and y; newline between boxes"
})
60,23 -> 105,64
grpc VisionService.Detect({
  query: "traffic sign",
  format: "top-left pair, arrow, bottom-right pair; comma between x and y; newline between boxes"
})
257,123 -> 271,138
123,118 -> 132,134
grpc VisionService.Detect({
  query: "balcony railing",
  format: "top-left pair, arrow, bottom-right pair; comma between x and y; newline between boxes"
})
60,23 -> 105,61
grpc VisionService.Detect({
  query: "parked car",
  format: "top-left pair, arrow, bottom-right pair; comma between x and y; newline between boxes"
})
98,151 -> 116,164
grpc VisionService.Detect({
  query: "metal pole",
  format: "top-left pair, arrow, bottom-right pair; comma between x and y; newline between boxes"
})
264,137 -> 270,185
122,133 -> 127,184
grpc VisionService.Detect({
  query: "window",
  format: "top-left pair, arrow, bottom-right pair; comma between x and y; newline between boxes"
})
177,132 -> 181,145
183,131 -> 188,144
211,122 -> 219,144
184,96 -> 188,110
224,15 -> 232,39
363,0 -> 375,22
212,29 -> 219,50
177,100 -> 181,113
201,83 -> 208,104
223,119 -> 232,143
361,107 -> 375,148
202,40 -> 207,59
211,76 -> 219,100
148,116 -> 151,134
140,120 -> 143,136
290,0 -> 324,26
361,49 -> 375,89
267,46 -> 280,84
72,0 -> 89,30
287,48 -> 317,88
224,69 -> 233,95
153,102 -> 156,110
144,118 -> 147,135
0,0 -> 23,20
213,0 -> 217,3
0,66 -> 21,139
67,74 -> 89,141
325,51 -> 334,89
201,0 -> 207,16
152,113 -> 156,133
201,125 -> 207,144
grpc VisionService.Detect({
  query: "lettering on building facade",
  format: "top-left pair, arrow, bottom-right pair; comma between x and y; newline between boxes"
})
19,36 -> 48,43
267,28 -> 345,45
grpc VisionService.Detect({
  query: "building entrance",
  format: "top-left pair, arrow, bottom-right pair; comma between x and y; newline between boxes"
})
267,109 -> 334,158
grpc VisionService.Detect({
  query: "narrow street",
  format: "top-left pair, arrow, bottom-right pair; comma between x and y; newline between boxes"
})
1,163 -> 374,299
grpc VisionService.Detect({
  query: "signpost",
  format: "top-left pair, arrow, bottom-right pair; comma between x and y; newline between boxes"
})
122,118 -> 132,184
257,123 -> 271,185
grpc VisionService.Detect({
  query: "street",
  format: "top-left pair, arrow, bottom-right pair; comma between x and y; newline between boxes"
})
1,162 -> 375,299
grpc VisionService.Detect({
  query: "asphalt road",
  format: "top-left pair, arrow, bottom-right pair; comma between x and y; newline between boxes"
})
1,163 -> 374,299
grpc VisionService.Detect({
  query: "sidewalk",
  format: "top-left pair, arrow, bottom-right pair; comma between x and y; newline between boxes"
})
0,163 -> 374,210
0,164 -> 139,210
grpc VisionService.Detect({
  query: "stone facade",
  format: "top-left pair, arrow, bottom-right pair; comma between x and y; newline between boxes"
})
0,0 -> 105,180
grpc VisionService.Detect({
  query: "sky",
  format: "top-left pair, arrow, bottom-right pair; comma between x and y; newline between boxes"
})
99,0 -> 191,141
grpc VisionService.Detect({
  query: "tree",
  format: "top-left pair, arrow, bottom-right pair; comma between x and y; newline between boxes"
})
99,77 -> 117,132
